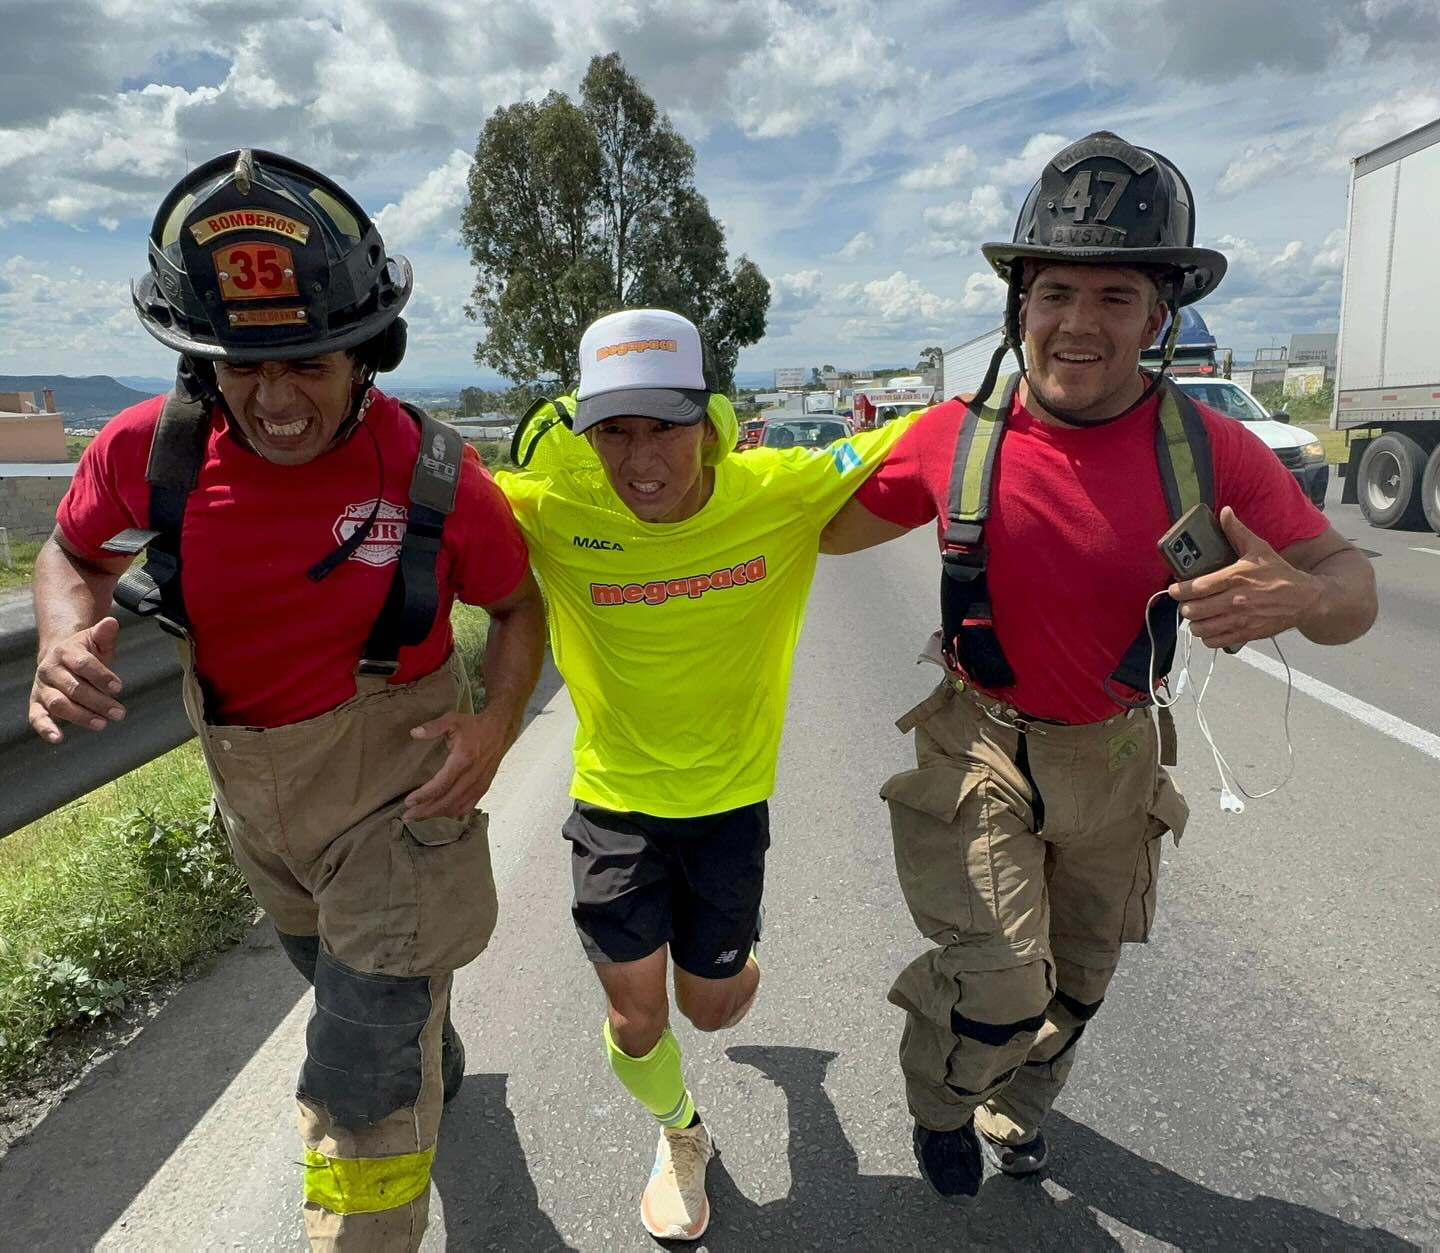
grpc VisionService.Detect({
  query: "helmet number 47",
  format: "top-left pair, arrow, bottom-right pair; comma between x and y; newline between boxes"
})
1061,171 -> 1131,223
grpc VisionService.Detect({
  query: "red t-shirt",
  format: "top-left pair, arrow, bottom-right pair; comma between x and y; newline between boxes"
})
854,390 -> 1329,723
59,391 -> 529,728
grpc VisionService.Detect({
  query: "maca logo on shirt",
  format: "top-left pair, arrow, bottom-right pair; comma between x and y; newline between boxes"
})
591,556 -> 766,606
332,500 -> 408,567
573,535 -> 625,551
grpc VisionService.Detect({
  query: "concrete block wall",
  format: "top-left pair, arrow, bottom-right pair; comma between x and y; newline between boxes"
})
0,476 -> 70,542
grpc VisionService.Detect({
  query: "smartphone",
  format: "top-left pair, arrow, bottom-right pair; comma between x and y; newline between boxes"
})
1157,503 -> 1237,581
1157,503 -> 1243,654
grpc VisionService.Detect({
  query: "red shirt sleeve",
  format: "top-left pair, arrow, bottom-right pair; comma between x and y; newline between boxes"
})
55,398 -> 166,560
851,401 -> 962,528
448,446 -> 530,606
1202,405 -> 1329,552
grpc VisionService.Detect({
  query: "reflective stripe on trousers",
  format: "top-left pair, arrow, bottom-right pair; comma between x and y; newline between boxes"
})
176,642 -> 498,1250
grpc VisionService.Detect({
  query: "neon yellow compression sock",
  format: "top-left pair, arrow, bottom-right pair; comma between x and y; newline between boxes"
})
603,1019 -> 696,1128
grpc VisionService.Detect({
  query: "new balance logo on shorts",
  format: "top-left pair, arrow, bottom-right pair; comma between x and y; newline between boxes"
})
715,949 -> 739,965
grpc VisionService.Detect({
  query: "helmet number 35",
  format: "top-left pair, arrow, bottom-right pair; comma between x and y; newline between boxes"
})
1060,171 -> 1131,223
214,243 -> 299,300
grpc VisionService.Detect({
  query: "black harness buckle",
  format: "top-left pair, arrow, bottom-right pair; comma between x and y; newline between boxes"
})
356,658 -> 402,677
941,542 -> 986,584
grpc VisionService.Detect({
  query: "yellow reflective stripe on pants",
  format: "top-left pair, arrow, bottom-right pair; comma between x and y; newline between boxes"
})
303,1146 -> 436,1215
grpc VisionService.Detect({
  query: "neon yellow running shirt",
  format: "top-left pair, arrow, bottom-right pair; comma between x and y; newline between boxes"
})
497,417 -> 916,817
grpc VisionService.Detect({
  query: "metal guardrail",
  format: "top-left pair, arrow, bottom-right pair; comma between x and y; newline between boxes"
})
0,603 -> 192,839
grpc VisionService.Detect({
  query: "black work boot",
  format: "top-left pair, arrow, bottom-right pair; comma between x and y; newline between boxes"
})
979,1127 -> 1048,1176
442,1012 -> 465,1104
913,1119 -> 983,1201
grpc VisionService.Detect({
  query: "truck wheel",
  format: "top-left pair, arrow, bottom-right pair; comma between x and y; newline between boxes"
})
1357,432 -> 1428,529
1421,444 -> 1440,535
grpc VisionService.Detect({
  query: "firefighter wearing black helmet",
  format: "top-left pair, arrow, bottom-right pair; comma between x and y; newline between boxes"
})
822,132 -> 1375,1199
30,150 -> 546,1249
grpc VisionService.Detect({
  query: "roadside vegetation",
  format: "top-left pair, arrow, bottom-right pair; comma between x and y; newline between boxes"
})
0,606 -> 489,1079
1253,383 -> 1373,465
466,438 -> 510,470
0,540 -> 42,596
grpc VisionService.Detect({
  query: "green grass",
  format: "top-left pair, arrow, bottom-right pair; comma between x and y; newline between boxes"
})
0,605 -> 490,1078
466,438 -> 510,469
0,540 -> 42,595
0,745 -> 243,1077
1301,423 -> 1378,467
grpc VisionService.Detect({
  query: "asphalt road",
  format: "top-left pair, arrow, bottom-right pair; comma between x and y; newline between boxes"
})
1,488 -> 1437,1250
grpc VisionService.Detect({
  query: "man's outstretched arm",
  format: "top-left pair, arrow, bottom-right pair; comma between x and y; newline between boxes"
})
820,496 -> 916,555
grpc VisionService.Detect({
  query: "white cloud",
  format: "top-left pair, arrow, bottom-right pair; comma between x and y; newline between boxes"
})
0,0 -> 1432,378
991,133 -> 1070,187
1065,0 -> 1440,81
1311,228 -> 1346,276
923,185 -> 1008,234
375,150 -> 473,248
0,254 -> 163,371
1333,90 -> 1440,159
767,268 -> 826,332
959,270 -> 1006,314
898,144 -> 976,190
834,271 -> 960,330
828,231 -> 874,260
919,185 -> 1009,257
773,269 -> 825,306
1217,142 -> 1290,197
1218,89 -> 1440,199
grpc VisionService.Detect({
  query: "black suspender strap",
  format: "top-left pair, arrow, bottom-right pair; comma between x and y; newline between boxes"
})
938,375 -> 1019,689
1107,379 -> 1216,702
104,384 -> 210,636
357,405 -> 463,675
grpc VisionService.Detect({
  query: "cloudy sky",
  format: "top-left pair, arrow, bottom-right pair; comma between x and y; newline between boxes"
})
2,0 -> 1438,386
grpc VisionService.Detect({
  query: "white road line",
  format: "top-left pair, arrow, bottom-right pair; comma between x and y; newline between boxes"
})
1237,648 -> 1440,763
1411,546 -> 1440,557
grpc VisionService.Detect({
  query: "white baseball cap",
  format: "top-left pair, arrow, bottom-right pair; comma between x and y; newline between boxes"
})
573,308 -> 710,434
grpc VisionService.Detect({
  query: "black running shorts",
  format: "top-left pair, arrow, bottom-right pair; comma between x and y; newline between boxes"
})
561,800 -> 769,979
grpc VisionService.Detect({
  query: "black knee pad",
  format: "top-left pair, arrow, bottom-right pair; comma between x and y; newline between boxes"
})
299,949 -> 433,1128
276,929 -> 319,985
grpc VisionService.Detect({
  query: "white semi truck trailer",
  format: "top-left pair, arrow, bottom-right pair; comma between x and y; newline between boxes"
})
1333,116 -> 1440,533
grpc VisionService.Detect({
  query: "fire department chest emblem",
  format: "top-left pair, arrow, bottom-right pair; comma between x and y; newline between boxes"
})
332,500 -> 408,567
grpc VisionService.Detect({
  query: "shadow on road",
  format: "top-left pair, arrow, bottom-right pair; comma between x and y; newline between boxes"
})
0,927 -> 305,1246
696,1045 -> 1414,1252
431,1072 -> 573,1251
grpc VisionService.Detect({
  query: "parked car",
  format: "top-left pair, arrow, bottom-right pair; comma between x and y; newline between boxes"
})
757,418 -> 852,450
1174,379 -> 1328,509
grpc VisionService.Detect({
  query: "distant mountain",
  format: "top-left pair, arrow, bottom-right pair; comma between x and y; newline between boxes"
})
0,375 -> 155,425
114,376 -> 172,394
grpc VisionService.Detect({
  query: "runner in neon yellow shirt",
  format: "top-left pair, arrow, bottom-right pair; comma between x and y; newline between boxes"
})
495,308 -> 917,1241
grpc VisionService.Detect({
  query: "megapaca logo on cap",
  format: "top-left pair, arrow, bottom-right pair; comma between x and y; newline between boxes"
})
596,338 -> 678,361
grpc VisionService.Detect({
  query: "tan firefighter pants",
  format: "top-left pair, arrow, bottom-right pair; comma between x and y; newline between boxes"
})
882,678 -> 1188,1141
178,644 -> 499,1251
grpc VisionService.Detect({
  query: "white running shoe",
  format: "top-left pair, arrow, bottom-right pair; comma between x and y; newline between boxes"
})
640,1120 -> 715,1240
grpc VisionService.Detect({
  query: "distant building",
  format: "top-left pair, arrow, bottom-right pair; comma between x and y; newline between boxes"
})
0,388 -> 66,462
0,461 -> 76,542
1288,332 -> 1338,368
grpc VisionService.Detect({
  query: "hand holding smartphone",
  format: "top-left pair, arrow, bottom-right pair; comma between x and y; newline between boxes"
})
1157,503 -> 1244,654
